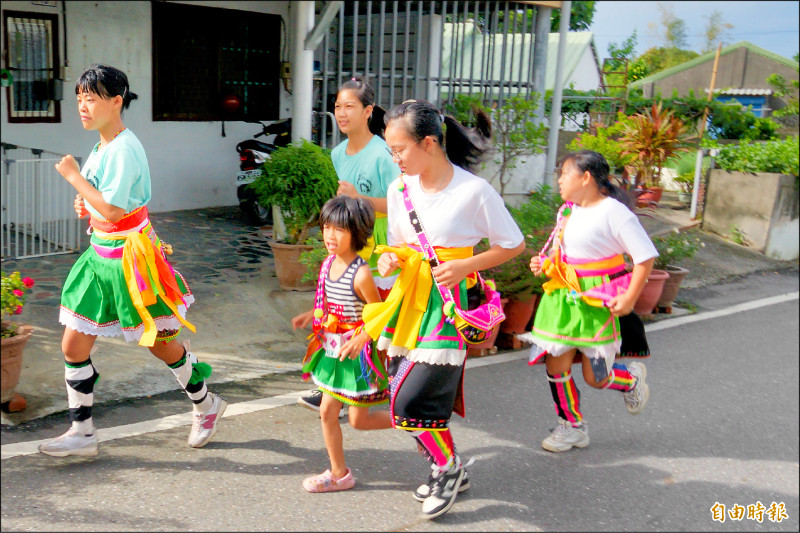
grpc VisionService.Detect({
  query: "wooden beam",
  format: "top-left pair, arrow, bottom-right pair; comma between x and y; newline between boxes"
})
517,1 -> 563,9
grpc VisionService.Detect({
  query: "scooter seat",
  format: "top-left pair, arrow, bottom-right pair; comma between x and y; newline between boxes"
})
236,139 -> 275,154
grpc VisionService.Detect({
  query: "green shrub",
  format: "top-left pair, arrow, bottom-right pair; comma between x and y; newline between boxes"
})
566,114 -> 635,174
651,229 -> 703,269
714,136 -> 799,178
479,184 -> 562,300
248,140 -> 338,244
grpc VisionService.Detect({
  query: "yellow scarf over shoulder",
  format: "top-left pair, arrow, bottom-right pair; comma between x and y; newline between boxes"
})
362,244 -> 472,350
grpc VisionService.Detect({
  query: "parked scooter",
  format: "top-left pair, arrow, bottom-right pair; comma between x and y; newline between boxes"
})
236,118 -> 292,225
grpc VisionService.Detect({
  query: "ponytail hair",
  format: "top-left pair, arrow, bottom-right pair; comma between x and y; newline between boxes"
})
560,150 -> 634,211
338,75 -> 387,138
385,99 -> 492,173
76,64 -> 138,111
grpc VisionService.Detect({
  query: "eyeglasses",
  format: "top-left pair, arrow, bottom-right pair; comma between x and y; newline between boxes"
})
385,139 -> 422,160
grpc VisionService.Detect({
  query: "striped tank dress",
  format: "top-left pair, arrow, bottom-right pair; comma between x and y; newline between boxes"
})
301,255 -> 389,407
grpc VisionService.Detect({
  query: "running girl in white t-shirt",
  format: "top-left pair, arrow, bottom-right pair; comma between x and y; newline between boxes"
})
527,150 -> 658,453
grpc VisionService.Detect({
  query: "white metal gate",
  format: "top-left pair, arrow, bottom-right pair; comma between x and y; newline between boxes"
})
1,143 -> 82,260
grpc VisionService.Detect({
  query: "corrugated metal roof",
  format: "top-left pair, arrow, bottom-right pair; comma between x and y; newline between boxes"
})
440,26 -> 598,93
630,41 -> 800,87
705,88 -> 773,96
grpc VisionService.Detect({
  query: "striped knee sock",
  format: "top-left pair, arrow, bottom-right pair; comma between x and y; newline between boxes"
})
412,429 -> 457,468
166,347 -> 211,411
547,370 -> 583,426
603,363 -> 635,392
65,358 -> 99,433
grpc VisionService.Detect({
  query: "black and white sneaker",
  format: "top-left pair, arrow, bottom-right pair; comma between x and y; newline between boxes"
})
420,461 -> 465,519
297,389 -> 347,418
413,467 -> 470,502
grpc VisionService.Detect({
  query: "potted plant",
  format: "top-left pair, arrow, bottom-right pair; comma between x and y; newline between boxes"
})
651,229 -> 703,312
618,102 -> 696,205
1,270 -> 35,411
248,140 -> 338,291
674,173 -> 695,204
481,184 -> 562,349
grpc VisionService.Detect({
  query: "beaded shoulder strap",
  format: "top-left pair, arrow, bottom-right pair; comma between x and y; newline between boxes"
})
398,174 -> 483,306
312,254 -> 336,327
538,202 -> 573,260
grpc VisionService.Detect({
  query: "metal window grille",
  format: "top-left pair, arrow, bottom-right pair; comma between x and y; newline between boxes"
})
152,2 -> 281,121
312,1 -> 545,148
4,11 -> 60,122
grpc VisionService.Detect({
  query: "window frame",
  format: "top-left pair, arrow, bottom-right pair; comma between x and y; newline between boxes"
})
3,9 -> 61,123
151,2 -> 281,122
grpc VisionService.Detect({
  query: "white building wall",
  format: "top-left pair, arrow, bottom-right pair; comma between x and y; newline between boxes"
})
1,0 -> 292,213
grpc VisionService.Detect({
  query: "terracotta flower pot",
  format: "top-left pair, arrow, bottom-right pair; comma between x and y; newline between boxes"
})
499,294 -> 540,334
657,265 -> 690,310
270,240 -> 316,292
637,186 -> 663,207
633,269 -> 670,316
1,323 -> 33,404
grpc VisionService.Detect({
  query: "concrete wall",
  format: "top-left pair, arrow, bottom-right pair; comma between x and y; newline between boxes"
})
703,170 -> 799,260
1,0 -> 291,213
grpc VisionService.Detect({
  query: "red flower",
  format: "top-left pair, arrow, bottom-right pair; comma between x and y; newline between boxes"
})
13,289 -> 24,297
14,306 -> 23,315
22,277 -> 35,288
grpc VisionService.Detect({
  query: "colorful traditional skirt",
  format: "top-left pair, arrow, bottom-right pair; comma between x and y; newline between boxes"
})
524,269 -> 649,370
301,328 -> 389,407
59,207 -> 195,346
375,278 -> 470,364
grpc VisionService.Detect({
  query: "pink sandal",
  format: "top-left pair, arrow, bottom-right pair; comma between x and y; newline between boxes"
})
302,468 -> 356,493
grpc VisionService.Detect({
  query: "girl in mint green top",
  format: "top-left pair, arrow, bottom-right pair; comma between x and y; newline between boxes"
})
41,65 -> 226,458
331,76 -> 401,296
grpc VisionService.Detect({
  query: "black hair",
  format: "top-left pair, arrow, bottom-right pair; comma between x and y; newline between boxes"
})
75,64 -> 138,111
384,99 -> 492,172
337,76 -> 387,138
319,195 -> 375,252
559,150 -> 634,210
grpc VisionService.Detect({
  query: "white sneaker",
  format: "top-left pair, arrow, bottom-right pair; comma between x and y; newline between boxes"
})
188,393 -> 227,448
623,362 -> 650,415
541,419 -> 589,452
39,428 -> 99,457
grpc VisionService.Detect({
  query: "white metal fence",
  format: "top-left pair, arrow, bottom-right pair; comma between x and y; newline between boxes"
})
1,143 -> 82,260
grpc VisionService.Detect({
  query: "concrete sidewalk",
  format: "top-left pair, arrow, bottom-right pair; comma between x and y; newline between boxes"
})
1,195 -> 795,426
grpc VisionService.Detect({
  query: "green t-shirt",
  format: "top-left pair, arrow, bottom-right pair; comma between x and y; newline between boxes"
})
330,135 -> 400,207
81,129 -> 151,219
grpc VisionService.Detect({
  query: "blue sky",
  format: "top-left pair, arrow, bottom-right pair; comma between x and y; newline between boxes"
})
589,1 -> 800,61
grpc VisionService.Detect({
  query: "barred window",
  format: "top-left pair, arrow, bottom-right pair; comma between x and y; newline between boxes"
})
3,10 -> 60,123
152,2 -> 281,121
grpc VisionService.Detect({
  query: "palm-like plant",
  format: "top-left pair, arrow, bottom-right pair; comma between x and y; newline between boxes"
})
619,102 -> 696,189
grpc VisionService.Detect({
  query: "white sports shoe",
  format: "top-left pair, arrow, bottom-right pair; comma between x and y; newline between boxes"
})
39,428 -> 99,457
541,419 -> 590,452
623,362 -> 650,415
188,393 -> 227,448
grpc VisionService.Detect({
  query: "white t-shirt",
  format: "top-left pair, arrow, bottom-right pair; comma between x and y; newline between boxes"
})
386,165 -> 523,250
561,196 -> 658,265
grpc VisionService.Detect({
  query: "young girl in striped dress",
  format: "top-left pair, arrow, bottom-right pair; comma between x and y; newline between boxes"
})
40,65 -> 225,457
292,195 -> 392,492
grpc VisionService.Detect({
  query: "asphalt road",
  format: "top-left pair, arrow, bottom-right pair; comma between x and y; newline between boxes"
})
1,269 -> 798,532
